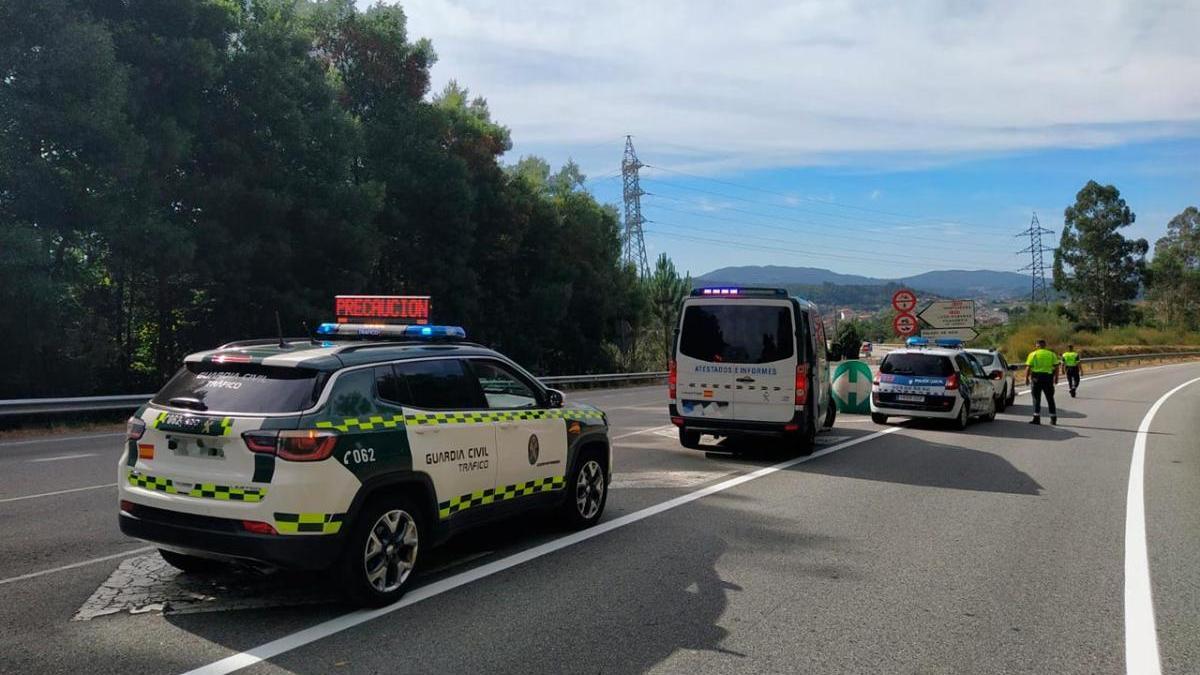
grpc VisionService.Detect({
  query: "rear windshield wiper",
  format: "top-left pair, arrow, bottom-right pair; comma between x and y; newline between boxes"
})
168,396 -> 208,411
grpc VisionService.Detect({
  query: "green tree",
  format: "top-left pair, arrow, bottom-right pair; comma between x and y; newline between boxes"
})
833,321 -> 862,361
1053,181 -> 1148,328
646,254 -> 691,368
1146,206 -> 1200,329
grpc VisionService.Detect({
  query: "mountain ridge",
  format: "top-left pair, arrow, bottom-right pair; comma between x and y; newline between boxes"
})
697,265 -> 1030,299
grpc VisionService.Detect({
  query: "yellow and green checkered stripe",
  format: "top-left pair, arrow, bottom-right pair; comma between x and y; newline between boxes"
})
127,472 -> 266,502
274,512 -> 345,534
152,412 -> 234,436
315,408 -> 603,433
438,475 -> 565,519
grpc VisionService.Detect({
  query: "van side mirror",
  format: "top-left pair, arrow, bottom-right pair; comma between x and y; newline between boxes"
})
547,388 -> 565,408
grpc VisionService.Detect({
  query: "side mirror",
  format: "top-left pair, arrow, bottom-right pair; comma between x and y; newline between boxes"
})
547,388 -> 565,409
1007,364 -> 1020,372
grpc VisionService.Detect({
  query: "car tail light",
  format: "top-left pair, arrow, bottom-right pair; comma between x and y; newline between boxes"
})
276,430 -> 337,462
873,373 -> 881,385
137,444 -> 155,460
120,500 -> 136,514
945,373 -> 959,391
990,371 -> 1003,380
784,422 -> 799,432
795,364 -> 809,405
242,520 -> 277,535
242,431 -> 279,454
668,360 -> 677,400
670,416 -> 684,427
126,417 -> 146,441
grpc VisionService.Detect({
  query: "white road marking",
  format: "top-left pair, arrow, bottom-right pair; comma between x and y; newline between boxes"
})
1123,375 -> 1200,675
0,432 -> 123,448
1014,364 -> 1176,397
0,483 -> 116,504
181,426 -> 904,675
0,546 -> 155,587
611,425 -> 674,441
610,470 -> 732,489
28,453 -> 98,463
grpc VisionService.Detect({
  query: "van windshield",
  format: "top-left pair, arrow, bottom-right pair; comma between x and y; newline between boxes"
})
679,304 -> 795,364
879,353 -> 954,377
153,363 -> 326,413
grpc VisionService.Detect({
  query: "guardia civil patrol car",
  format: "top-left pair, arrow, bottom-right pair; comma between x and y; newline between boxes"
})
118,309 -> 610,607
870,337 -> 996,429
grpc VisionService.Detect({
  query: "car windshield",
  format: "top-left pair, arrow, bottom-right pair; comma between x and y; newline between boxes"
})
970,352 -> 996,367
679,303 -> 795,364
880,353 -> 955,377
153,363 -> 326,413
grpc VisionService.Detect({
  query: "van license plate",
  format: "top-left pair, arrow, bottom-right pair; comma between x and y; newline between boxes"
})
897,394 -> 924,403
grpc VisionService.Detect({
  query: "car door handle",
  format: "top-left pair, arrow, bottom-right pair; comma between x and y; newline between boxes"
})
498,422 -> 518,429
736,376 -> 755,383
413,426 -> 441,435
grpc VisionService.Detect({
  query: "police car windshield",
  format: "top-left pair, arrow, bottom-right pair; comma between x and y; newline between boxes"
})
680,304 -> 795,364
880,353 -> 955,377
153,363 -> 326,414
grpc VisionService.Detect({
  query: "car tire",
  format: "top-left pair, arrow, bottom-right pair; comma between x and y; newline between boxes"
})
823,398 -> 837,429
793,413 -> 817,455
871,413 -> 888,425
158,549 -> 227,574
561,448 -> 608,529
983,398 -> 997,422
994,392 -> 1005,413
679,428 -> 702,449
1006,385 -> 1016,408
338,495 -> 423,607
953,400 -> 970,430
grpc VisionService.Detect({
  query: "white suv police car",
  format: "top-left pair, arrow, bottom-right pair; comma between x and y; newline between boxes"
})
118,320 -> 610,606
870,337 -> 996,429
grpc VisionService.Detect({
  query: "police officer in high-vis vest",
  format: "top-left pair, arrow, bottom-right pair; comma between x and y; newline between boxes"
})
1025,339 -> 1059,425
1062,345 -> 1081,397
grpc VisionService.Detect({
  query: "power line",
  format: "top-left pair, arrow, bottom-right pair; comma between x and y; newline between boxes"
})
621,136 -> 650,277
1015,212 -> 1055,304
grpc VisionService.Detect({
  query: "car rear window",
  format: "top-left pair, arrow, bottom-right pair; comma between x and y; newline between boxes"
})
970,352 -> 995,367
879,353 -> 955,377
679,303 -> 795,364
153,363 -> 326,413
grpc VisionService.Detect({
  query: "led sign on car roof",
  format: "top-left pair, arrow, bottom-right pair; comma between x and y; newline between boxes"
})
335,295 -> 430,325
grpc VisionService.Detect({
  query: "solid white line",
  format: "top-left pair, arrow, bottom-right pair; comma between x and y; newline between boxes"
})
182,426 -> 904,675
0,432 -> 123,448
611,425 -> 674,441
0,546 -> 155,587
0,483 -> 116,504
28,453 -> 98,463
1123,375 -> 1200,675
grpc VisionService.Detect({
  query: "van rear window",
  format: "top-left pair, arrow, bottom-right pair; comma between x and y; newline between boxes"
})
153,363 -> 326,413
879,354 -> 954,377
679,304 -> 794,364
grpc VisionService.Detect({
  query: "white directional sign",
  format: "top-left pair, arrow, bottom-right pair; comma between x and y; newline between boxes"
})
918,300 -> 976,329
922,327 -> 979,342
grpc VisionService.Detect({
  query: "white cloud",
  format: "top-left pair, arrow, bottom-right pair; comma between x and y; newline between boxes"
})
869,189 -> 882,201
398,0 -> 1200,173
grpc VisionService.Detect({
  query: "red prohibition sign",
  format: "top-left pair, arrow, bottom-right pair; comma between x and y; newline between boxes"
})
893,312 -> 918,336
892,289 -> 917,313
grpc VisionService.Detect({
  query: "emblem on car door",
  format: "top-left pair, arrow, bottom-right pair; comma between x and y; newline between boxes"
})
527,434 -> 540,465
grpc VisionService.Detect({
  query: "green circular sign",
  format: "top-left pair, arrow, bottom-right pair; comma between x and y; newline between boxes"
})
832,360 -> 873,414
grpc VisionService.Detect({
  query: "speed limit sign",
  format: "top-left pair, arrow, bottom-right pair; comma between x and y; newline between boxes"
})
892,289 -> 917,313
893,312 -> 918,337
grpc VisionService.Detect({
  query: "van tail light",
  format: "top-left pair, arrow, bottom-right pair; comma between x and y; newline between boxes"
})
668,360 -> 677,400
126,417 -> 146,441
242,430 -> 338,461
795,364 -> 809,405
243,431 -> 279,454
945,373 -> 959,391
242,520 -> 278,535
276,430 -> 338,462
670,416 -> 684,427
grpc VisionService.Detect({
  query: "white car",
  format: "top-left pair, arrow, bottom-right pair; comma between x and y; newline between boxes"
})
965,348 -> 1017,411
871,337 -> 996,429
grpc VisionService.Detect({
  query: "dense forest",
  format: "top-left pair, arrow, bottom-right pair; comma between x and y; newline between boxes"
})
0,0 -> 678,398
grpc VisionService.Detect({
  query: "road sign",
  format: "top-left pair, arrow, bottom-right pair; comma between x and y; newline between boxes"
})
893,312 -> 918,337
891,289 -> 917,313
832,360 -> 873,414
918,299 -> 975,329
921,327 -> 979,342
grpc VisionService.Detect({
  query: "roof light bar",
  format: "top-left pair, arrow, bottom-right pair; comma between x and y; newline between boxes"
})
906,337 -> 930,347
316,323 -> 466,340
934,338 -> 964,348
690,287 -> 787,297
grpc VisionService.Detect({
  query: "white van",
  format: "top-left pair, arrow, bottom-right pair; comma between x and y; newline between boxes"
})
669,287 -> 838,453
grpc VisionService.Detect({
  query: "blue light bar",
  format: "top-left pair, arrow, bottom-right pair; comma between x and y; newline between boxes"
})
906,337 -> 929,347
934,338 -> 964,348
316,323 -> 466,340
690,287 -> 787,297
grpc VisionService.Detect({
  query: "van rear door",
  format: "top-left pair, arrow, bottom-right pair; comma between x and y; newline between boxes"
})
676,298 -> 797,423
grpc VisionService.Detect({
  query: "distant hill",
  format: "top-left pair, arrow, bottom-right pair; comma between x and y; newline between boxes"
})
697,266 -> 1030,302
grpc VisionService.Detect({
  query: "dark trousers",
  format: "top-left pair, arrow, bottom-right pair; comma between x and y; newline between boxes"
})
1031,373 -> 1056,417
1066,366 -> 1081,391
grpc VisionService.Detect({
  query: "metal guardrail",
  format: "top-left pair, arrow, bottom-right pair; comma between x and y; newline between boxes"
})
1010,351 -> 1200,370
0,371 -> 671,417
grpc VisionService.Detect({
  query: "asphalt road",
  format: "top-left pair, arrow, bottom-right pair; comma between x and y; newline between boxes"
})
1,365 -> 1198,674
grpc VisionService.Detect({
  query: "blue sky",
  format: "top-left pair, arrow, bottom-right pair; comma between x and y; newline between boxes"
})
399,0 -> 1200,279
